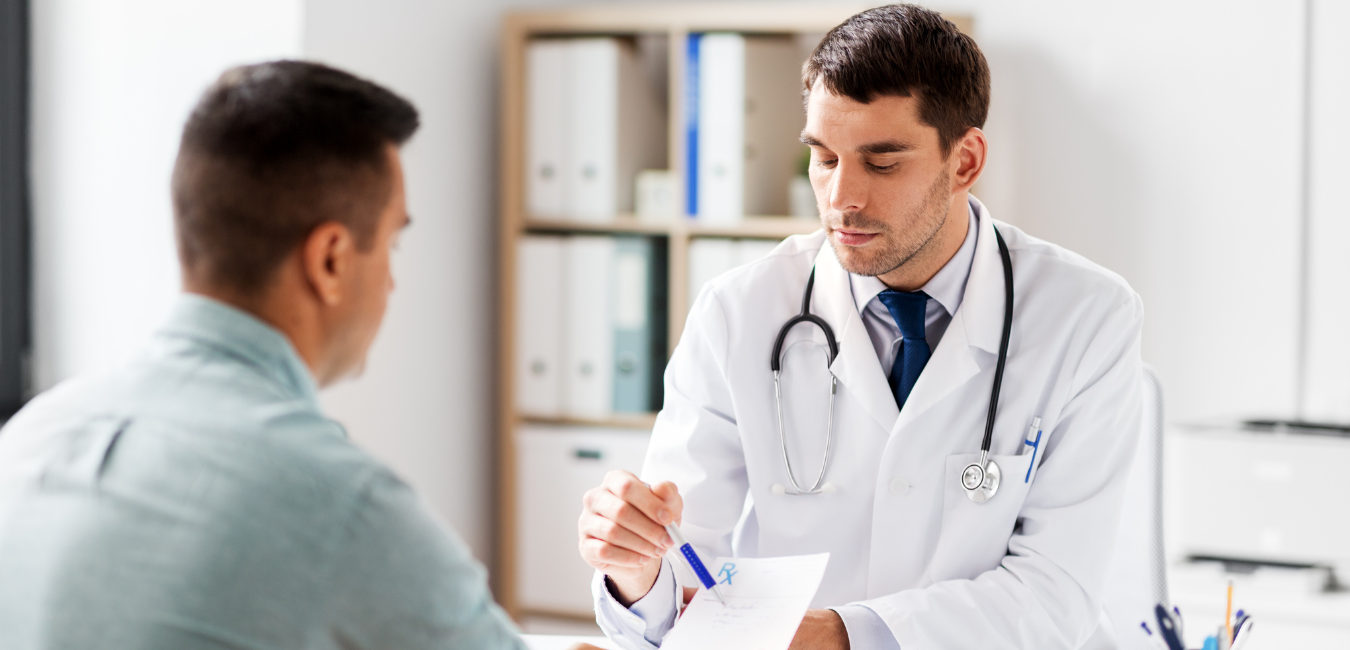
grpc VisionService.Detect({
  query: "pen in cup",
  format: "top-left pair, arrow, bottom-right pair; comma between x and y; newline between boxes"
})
664,522 -> 726,605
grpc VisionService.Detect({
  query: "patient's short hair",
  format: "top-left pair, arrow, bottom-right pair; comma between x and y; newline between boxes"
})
172,60 -> 419,292
804,4 -> 989,156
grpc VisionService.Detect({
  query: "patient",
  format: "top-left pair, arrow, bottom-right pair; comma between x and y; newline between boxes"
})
0,61 -> 549,650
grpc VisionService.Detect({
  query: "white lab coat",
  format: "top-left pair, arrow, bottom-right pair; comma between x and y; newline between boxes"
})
613,199 -> 1144,649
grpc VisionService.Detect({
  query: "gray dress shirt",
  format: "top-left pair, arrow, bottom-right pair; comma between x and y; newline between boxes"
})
0,295 -> 526,650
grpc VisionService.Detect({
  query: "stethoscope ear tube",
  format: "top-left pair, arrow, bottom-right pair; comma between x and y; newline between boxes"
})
770,268 -> 839,373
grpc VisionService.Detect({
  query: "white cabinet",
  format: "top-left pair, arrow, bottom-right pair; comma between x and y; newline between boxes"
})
515,425 -> 651,614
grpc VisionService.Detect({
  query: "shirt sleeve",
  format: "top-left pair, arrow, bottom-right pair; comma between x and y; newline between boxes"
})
832,604 -> 902,650
592,559 -> 679,650
322,469 -> 527,650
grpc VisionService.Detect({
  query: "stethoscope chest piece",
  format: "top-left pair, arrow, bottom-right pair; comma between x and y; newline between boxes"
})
961,458 -> 1001,503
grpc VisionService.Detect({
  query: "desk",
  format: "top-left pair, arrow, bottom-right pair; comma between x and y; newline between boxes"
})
520,634 -> 620,650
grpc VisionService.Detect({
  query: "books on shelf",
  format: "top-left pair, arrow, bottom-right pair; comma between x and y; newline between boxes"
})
686,33 -> 804,223
515,234 -> 668,419
526,38 -> 666,222
687,238 -> 781,306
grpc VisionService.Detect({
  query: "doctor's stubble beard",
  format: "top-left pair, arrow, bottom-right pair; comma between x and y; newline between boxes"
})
826,168 -> 953,278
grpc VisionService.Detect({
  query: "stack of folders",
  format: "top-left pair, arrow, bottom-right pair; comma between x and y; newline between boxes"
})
516,235 -> 669,419
686,33 -> 804,223
687,238 -> 781,306
527,38 -> 667,222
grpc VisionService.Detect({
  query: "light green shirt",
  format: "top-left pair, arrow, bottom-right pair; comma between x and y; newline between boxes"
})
0,295 -> 526,650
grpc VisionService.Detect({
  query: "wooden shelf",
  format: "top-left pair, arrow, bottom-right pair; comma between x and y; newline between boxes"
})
504,2 -> 896,35
524,215 -> 821,240
518,413 -> 660,430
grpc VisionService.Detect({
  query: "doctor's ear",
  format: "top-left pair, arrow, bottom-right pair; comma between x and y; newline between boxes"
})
301,221 -> 356,306
949,126 -> 987,193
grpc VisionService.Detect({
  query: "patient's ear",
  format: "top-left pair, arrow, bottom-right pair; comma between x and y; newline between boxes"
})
301,222 -> 356,306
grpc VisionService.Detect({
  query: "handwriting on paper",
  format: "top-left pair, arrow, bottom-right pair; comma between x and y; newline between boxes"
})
661,553 -> 829,650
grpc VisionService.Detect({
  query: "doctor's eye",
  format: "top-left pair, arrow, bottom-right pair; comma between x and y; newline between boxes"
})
815,157 -> 838,169
867,161 -> 899,173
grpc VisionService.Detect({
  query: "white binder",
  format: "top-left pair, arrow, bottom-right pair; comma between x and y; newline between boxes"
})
515,236 -> 564,417
687,238 -> 737,306
564,236 -> 615,417
526,40 -> 567,219
564,39 -> 666,222
735,238 -> 781,267
696,34 -> 745,223
696,34 -> 803,221
688,238 -> 783,306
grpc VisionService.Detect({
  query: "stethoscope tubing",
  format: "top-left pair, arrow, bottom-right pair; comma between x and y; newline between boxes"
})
976,227 -> 1016,469
770,225 -> 1015,500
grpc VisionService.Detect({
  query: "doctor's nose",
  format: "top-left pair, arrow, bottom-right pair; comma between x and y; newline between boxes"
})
825,161 -> 869,214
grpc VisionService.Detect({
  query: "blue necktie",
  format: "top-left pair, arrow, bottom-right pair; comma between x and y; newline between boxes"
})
876,290 -> 930,409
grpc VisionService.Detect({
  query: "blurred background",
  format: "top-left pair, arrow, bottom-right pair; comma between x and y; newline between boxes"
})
1,0 -> 1347,647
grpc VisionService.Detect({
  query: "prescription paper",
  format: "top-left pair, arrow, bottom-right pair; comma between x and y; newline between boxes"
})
661,553 -> 830,650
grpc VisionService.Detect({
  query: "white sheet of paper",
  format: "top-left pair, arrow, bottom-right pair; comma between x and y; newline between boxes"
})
661,553 -> 830,650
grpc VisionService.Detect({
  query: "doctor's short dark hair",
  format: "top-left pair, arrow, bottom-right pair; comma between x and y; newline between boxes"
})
172,60 -> 419,292
805,3 -> 990,156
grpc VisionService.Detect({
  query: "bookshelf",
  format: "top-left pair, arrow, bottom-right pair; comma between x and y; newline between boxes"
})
495,3 -> 973,619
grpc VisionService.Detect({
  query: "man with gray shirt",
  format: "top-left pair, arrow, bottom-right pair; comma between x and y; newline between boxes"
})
0,61 -> 539,650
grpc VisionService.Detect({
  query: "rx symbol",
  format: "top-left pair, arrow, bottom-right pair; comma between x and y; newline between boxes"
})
717,562 -> 737,585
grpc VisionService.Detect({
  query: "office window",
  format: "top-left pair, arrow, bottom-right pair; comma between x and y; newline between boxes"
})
0,0 -> 29,415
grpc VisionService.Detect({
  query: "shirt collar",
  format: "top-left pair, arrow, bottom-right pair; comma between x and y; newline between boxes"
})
850,199 -> 980,317
156,293 -> 321,408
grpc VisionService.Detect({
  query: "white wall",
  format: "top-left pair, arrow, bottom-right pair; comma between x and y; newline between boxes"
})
303,0 -> 575,562
945,0 -> 1307,423
1303,0 -> 1350,422
31,0 -> 303,389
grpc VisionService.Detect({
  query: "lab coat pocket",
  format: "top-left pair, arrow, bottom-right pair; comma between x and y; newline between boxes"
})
927,453 -> 1035,581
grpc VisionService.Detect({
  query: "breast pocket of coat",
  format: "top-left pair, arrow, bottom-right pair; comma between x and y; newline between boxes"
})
925,452 -> 1035,582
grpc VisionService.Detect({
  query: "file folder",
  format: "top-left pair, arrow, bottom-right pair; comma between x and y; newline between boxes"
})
688,238 -> 736,306
564,236 -> 615,417
612,237 -> 668,413
564,38 -> 665,221
515,236 -> 564,416
526,40 -> 567,219
693,34 -> 803,221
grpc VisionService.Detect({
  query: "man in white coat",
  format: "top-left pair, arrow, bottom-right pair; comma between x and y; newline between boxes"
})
578,4 -> 1144,649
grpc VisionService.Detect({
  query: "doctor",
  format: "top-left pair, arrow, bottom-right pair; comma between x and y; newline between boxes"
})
578,4 -> 1143,649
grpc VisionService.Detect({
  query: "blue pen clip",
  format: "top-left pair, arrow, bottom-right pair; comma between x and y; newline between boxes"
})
1023,417 -> 1043,483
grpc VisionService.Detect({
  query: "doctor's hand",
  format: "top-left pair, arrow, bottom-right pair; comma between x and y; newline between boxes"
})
788,610 -> 850,650
578,470 -> 682,607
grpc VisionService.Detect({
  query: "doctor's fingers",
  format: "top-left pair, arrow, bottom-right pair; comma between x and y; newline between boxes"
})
577,512 -> 666,560
583,485 -> 674,550
578,534 -> 653,570
649,481 -> 684,523
601,470 -> 676,527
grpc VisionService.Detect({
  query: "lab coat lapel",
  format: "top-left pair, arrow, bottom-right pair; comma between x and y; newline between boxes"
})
812,243 -> 901,435
895,201 -> 1005,432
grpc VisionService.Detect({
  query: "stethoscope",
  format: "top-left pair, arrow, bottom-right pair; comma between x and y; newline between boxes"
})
770,226 -> 1015,503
